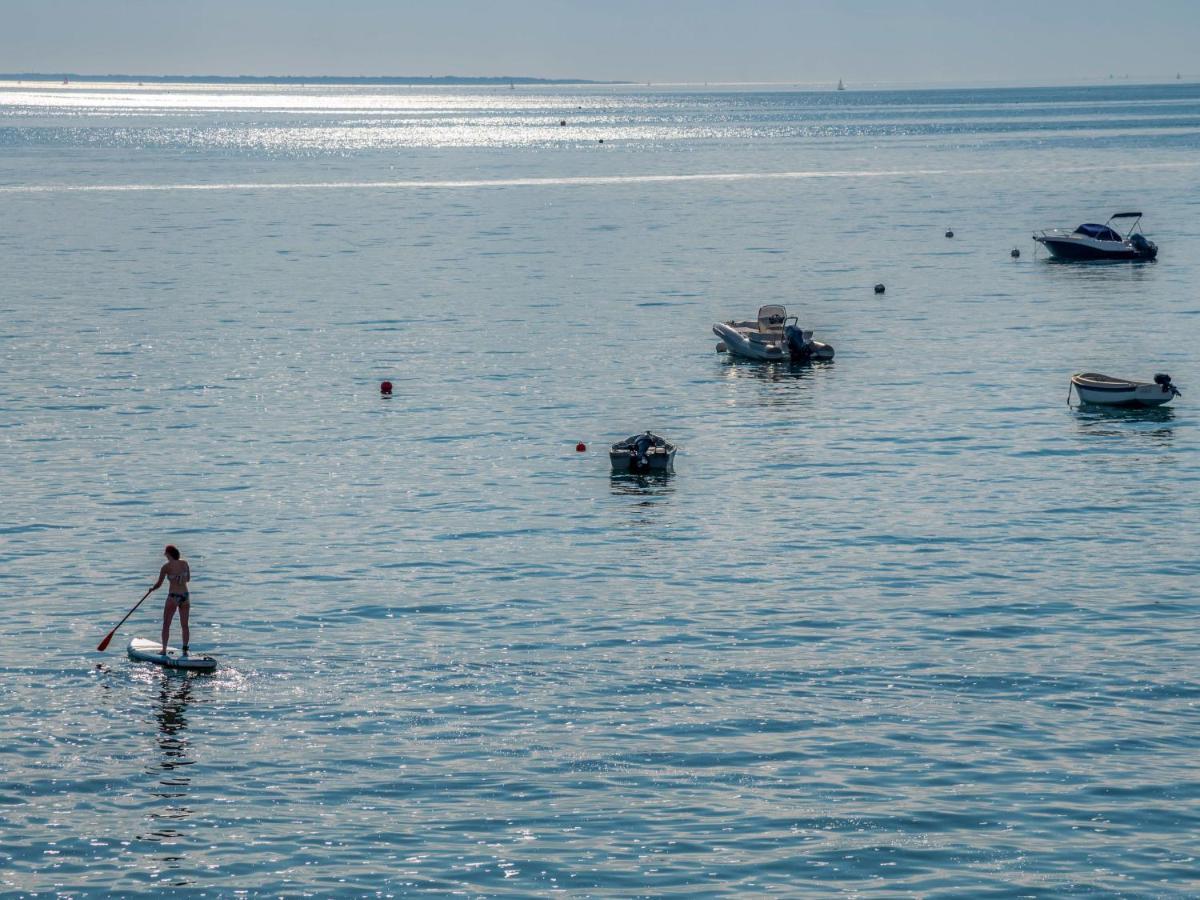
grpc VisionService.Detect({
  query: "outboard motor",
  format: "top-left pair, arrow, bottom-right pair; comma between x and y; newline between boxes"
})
1154,373 -> 1180,397
784,324 -> 811,363
633,433 -> 654,468
1130,233 -> 1158,259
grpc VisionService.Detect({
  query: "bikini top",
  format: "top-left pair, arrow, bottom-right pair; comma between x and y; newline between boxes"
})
168,562 -> 190,585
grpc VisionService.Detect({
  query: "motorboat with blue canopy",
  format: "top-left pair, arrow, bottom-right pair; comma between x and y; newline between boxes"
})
1034,212 -> 1157,260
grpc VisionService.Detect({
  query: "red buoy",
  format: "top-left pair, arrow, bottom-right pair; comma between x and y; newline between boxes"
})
380,381 -> 393,395
576,442 -> 586,452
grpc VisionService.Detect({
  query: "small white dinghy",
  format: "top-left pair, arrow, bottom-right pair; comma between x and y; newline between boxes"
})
128,638 -> 217,672
1069,372 -> 1180,408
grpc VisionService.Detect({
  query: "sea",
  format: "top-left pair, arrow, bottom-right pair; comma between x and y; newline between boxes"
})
1,79 -> 1198,897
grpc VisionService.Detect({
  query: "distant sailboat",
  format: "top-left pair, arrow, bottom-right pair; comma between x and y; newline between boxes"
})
836,78 -> 845,91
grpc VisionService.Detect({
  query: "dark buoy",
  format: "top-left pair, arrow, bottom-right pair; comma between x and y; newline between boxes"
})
945,229 -> 954,238
1011,248 -> 1020,258
560,119 -> 566,126
874,283 -> 885,294
380,380 -> 393,396
576,442 -> 587,452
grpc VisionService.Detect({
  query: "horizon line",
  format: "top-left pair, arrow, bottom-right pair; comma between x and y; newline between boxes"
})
0,72 -> 626,86
1,72 -> 1195,92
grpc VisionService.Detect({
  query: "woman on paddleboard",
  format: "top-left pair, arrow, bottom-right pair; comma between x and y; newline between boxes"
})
148,545 -> 191,656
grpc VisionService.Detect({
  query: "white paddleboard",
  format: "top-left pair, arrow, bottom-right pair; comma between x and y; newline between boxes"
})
127,638 -> 217,672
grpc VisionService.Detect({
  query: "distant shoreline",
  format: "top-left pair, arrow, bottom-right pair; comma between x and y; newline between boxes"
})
0,73 -> 627,86
1,73 -> 1191,92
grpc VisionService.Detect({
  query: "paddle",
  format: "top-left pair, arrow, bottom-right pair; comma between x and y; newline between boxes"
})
96,588 -> 154,652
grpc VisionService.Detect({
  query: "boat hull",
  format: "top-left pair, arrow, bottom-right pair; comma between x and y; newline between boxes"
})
712,322 -> 834,361
1071,375 -> 1177,408
713,322 -> 785,360
609,431 -> 678,473
609,447 -> 676,472
1034,234 -> 1157,261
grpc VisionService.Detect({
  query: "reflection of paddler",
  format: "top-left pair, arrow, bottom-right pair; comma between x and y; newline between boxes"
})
154,680 -> 194,783
143,679 -> 196,870
147,545 -> 192,656
156,680 -> 193,744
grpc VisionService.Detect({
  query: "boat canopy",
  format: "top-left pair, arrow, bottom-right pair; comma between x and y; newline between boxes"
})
757,305 -> 787,328
1109,211 -> 1142,218
1073,223 -> 1122,241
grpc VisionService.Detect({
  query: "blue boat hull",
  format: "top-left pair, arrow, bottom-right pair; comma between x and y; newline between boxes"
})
1036,237 -> 1155,261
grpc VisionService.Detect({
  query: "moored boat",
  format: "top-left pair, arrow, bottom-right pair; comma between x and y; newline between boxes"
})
610,432 -> 677,473
1069,372 -> 1180,408
713,305 -> 834,362
1034,212 -> 1157,261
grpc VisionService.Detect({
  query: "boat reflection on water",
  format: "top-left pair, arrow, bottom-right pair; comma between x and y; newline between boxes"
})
610,471 -> 676,498
138,676 -> 197,888
610,471 -> 676,530
718,355 -> 833,382
717,354 -> 833,411
1073,404 -> 1175,444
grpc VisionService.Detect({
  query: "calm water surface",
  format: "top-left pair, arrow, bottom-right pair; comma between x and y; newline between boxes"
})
1,81 -> 1199,896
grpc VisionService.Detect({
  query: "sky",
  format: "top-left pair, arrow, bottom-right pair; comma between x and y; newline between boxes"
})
3,0 -> 1199,85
